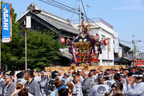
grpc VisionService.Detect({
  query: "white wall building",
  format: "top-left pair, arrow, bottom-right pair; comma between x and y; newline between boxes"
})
72,18 -> 114,66
139,53 -> 144,60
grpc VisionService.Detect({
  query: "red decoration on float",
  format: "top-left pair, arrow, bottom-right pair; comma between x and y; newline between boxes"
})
104,39 -> 108,45
61,37 -> 65,44
75,51 -> 79,55
95,34 -> 99,42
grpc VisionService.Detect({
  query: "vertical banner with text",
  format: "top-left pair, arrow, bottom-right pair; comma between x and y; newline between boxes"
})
2,3 -> 12,43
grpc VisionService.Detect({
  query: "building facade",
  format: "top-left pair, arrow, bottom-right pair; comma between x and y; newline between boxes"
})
114,43 -> 133,65
17,3 -> 79,39
139,53 -> 144,60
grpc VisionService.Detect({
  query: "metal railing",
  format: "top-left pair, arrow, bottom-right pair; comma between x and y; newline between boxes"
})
72,18 -> 113,29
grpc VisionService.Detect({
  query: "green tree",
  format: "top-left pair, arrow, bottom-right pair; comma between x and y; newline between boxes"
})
27,30 -> 61,70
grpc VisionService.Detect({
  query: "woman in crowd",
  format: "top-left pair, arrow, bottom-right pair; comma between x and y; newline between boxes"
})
58,82 -> 74,96
11,82 -> 32,96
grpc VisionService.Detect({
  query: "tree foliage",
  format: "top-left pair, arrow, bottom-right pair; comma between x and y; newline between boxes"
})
27,30 -> 61,70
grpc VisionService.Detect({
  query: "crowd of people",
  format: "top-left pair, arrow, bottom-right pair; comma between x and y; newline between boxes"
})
0,66 -> 144,96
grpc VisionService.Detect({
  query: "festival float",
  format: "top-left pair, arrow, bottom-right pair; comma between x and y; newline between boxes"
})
61,20 -> 109,68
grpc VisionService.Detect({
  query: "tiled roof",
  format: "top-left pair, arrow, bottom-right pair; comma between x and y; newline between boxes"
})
17,3 -> 79,35
35,10 -> 79,34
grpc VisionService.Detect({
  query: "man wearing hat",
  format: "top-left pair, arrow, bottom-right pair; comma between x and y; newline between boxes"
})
2,74 -> 16,96
61,73 -> 70,85
103,71 -> 115,88
126,71 -> 144,96
71,72 -> 83,96
77,69 -> 84,84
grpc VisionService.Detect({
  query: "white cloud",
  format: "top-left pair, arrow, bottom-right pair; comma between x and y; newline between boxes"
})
114,0 -> 144,10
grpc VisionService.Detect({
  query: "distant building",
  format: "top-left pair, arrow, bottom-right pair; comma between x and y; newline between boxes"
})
72,18 -> 114,66
139,53 -> 144,60
127,50 -> 134,60
114,43 -> 133,65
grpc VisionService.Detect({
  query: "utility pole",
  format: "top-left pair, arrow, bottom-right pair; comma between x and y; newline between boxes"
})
25,16 -> 27,71
79,0 -> 81,32
0,0 -> 2,70
132,35 -> 136,66
24,8 -> 41,71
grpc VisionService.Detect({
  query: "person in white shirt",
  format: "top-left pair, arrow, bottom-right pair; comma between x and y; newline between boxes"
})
71,72 -> 83,96
126,72 -> 144,96
89,77 -> 110,96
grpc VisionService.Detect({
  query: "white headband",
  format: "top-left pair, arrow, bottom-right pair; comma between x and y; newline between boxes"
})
133,75 -> 143,77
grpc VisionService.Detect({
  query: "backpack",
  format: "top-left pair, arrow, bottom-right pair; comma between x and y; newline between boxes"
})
47,79 -> 55,91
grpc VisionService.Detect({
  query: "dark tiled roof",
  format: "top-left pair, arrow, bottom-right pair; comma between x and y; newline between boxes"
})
35,10 -> 79,34
17,3 -> 79,35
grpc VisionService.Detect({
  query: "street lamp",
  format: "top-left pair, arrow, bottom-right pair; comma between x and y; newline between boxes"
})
25,9 -> 41,71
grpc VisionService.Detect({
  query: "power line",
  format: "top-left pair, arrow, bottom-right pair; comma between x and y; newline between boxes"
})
39,0 -> 79,14
70,0 -> 78,20
81,0 -> 88,21
49,0 -> 79,11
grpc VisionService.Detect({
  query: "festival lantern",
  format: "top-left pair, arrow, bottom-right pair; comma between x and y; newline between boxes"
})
104,39 -> 108,45
61,37 -> 65,44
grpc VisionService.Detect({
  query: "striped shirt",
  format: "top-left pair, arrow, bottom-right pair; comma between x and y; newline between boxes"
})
2,82 -> 16,96
25,79 -> 41,96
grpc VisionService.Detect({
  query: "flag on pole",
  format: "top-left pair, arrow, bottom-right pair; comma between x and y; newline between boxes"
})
2,3 -> 12,43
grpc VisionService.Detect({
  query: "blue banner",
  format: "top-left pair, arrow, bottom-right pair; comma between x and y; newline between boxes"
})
2,3 -> 11,43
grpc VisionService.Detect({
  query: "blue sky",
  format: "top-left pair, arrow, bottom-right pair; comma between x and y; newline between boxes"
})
3,0 -> 144,52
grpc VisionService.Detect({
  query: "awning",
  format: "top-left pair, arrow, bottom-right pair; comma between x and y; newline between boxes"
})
114,57 -> 133,63
59,48 -> 72,59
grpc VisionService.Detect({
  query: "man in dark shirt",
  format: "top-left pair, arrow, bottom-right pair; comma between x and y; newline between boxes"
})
25,70 -> 41,96
16,72 -> 27,85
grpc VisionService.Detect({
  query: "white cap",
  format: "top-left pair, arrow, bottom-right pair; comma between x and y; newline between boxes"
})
84,71 -> 89,75
77,69 -> 82,72
126,70 -> 129,73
